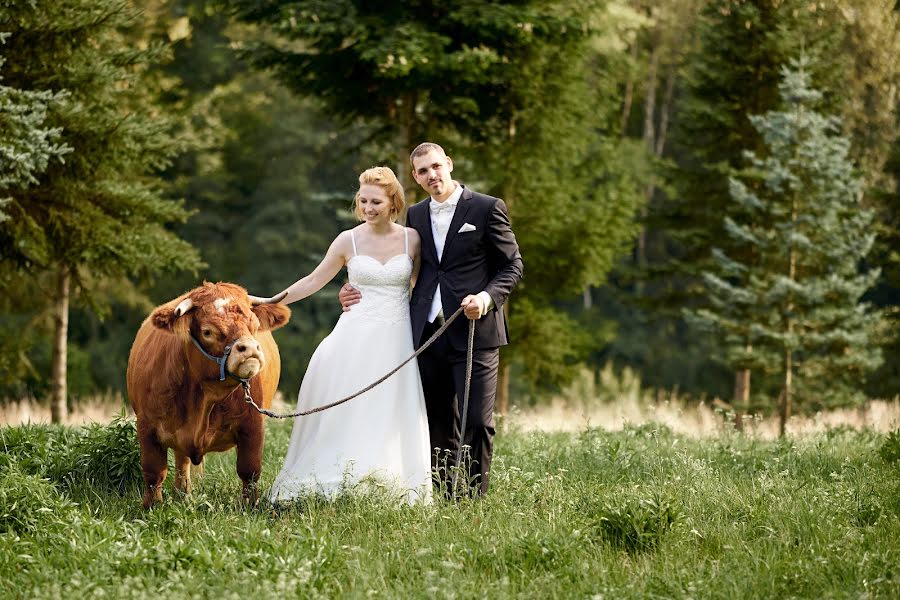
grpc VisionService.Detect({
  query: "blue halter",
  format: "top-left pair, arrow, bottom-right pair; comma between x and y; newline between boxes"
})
189,334 -> 250,383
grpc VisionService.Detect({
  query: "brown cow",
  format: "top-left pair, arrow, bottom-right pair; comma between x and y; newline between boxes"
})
127,282 -> 290,509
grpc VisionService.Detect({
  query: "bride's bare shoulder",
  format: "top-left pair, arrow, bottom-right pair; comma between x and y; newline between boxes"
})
404,226 -> 421,241
330,229 -> 357,253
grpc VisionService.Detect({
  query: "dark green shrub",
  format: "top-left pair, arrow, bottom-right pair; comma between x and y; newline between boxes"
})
0,423 -> 79,476
53,415 -> 143,495
592,492 -> 680,553
2,418 -> 143,496
0,464 -> 77,534
878,429 -> 900,464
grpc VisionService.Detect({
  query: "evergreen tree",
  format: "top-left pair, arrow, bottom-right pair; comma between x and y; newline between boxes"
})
691,59 -> 882,436
637,0 -> 850,407
0,1 -> 201,420
0,29 -> 71,392
227,0 -> 588,199
466,2 -> 644,407
0,33 -> 70,224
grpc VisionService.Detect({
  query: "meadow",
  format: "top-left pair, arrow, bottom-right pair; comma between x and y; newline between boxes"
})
1,416 -> 899,599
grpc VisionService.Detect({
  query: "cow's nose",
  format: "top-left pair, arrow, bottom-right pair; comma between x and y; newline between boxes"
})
235,341 -> 260,355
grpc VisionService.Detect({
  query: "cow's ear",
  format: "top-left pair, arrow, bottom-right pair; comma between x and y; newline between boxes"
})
252,303 -> 291,331
151,307 -> 178,330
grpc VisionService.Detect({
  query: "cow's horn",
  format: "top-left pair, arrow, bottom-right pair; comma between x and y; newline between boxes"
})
174,297 -> 194,317
248,290 -> 287,305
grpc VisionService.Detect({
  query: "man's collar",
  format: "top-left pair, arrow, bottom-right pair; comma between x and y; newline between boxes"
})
429,181 -> 463,206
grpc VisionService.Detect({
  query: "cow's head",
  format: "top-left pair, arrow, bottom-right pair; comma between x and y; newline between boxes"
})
151,282 -> 291,381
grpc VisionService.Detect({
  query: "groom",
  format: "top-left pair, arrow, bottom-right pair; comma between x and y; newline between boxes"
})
341,142 -> 523,495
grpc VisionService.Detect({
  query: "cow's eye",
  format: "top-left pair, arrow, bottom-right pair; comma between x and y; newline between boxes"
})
202,329 -> 212,337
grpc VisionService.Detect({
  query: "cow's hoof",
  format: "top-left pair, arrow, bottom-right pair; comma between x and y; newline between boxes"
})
142,496 -> 163,510
142,485 -> 164,510
241,484 -> 260,508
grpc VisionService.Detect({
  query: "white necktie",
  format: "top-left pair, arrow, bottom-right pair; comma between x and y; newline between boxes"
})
428,199 -> 457,322
430,199 -> 457,255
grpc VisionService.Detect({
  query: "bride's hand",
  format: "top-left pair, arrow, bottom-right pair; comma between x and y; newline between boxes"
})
247,290 -> 288,305
339,282 -> 361,312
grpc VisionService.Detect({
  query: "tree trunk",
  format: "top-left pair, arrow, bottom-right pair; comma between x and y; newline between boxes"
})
654,66 -> 677,157
620,39 -> 640,133
779,348 -> 792,438
780,196 -> 798,438
733,367 -> 750,432
496,358 -> 511,416
50,262 -> 70,423
635,45 -> 660,293
394,92 -> 418,220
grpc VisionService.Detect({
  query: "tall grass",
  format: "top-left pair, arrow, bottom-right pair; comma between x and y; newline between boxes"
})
1,418 -> 898,598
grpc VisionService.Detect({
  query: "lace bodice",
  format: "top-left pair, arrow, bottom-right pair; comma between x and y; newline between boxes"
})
344,253 -> 412,324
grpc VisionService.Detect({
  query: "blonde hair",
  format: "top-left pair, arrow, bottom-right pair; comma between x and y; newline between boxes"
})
353,166 -> 405,221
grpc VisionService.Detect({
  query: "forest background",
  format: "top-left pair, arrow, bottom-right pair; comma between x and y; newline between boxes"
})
1,0 -> 898,431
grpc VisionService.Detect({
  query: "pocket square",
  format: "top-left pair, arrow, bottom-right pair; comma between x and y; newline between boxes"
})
458,222 -> 476,233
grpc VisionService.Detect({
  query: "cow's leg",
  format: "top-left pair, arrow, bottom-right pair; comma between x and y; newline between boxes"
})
137,425 -> 168,509
235,420 -> 264,506
173,451 -> 192,496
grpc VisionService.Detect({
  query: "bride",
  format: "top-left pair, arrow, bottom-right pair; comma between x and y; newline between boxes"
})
262,166 -> 432,505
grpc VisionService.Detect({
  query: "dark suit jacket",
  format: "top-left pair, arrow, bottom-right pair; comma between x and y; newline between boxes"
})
408,185 -> 524,351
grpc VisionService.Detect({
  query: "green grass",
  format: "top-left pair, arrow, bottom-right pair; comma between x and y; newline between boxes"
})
1,418 -> 898,598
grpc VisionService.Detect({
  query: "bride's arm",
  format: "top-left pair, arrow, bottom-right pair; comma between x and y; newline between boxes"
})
408,228 -> 422,290
272,232 -> 351,305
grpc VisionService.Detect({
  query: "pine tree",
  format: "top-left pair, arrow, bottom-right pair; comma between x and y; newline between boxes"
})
466,3 -> 644,408
691,58 -> 883,436
638,0 -> 851,409
0,32 -> 70,225
0,1 -> 201,420
228,0 -> 588,200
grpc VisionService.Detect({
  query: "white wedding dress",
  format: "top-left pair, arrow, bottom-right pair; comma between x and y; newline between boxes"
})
269,230 -> 432,505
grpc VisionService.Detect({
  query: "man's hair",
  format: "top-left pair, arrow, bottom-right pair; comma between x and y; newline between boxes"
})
354,166 -> 405,221
409,142 -> 447,167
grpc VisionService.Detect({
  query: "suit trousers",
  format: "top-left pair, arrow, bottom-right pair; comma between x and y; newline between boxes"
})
418,318 -> 499,496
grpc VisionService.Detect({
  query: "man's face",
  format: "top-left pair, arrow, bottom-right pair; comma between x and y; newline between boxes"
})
412,149 -> 455,201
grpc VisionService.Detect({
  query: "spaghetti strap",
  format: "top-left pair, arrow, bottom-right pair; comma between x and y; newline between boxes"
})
404,228 -> 409,255
350,230 -> 358,256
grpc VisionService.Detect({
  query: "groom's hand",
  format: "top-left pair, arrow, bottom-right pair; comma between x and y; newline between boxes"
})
461,294 -> 485,320
339,282 -> 361,312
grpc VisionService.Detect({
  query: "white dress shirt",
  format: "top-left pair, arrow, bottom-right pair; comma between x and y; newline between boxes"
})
427,184 -> 493,322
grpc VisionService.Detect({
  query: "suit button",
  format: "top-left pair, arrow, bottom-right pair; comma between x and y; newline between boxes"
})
438,269 -> 444,275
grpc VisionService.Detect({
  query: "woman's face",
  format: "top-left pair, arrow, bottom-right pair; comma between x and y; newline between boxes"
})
357,184 -> 393,224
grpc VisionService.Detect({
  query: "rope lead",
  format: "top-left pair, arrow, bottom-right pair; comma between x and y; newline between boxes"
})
242,305 -> 473,419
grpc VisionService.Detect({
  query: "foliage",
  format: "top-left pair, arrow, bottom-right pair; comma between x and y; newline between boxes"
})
145,1 -> 367,389
690,58 -> 883,417
228,0 -> 589,181
590,490 -> 679,553
468,4 -> 644,390
879,429 -> 900,464
0,32 -> 71,223
628,0 -> 855,397
227,0 -> 644,394
0,420 -> 898,597
0,416 -> 142,494
53,416 -> 143,494
0,464 -> 77,535
0,0 -> 896,408
0,0 -> 204,403
0,423 -> 80,476
0,0 -> 201,277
